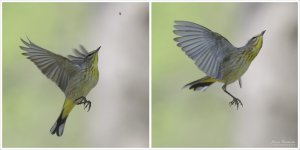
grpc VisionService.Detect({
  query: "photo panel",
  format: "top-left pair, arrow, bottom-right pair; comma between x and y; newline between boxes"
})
2,2 -> 149,147
152,2 -> 297,148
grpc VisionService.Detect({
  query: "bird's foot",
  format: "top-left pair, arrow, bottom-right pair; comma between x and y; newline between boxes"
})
75,96 -> 92,112
228,98 -> 243,110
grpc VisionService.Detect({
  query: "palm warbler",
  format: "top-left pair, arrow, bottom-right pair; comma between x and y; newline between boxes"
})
174,21 -> 265,109
20,38 -> 100,136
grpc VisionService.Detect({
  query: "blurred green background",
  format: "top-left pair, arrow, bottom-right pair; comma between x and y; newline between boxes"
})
152,2 -> 297,147
3,2 -> 149,147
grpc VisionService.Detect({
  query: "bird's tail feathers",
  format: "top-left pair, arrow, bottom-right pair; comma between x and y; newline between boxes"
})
183,76 -> 215,92
50,111 -> 67,137
50,98 -> 75,136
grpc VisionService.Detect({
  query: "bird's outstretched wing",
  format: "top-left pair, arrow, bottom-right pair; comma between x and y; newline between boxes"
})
174,21 -> 237,79
20,38 -> 79,92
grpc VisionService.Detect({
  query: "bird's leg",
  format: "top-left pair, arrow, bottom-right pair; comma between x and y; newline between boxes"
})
74,96 -> 92,112
222,84 -> 243,110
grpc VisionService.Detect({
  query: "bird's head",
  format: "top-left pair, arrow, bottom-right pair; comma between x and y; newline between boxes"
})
246,30 -> 265,52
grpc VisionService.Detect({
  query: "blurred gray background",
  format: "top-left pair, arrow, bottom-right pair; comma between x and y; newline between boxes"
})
152,2 -> 297,147
234,3 -> 297,147
3,3 -> 149,147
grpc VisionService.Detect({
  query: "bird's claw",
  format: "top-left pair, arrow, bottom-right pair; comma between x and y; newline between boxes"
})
75,96 -> 92,112
84,101 -> 91,112
229,98 -> 243,110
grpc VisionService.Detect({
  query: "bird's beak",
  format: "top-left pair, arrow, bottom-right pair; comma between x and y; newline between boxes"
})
95,46 -> 101,52
89,46 -> 101,55
91,46 -> 101,54
260,30 -> 266,36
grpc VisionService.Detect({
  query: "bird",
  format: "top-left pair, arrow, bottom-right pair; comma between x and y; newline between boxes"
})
20,38 -> 100,136
173,21 -> 265,109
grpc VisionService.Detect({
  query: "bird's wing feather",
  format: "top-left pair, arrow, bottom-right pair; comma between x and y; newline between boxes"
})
67,45 -> 89,65
20,38 -> 78,92
174,21 -> 237,79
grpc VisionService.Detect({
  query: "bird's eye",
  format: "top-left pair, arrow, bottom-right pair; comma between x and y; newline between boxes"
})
251,37 -> 257,41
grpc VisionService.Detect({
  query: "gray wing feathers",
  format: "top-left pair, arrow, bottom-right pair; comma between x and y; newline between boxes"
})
174,21 -> 235,79
67,45 -> 89,64
20,38 -> 77,92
